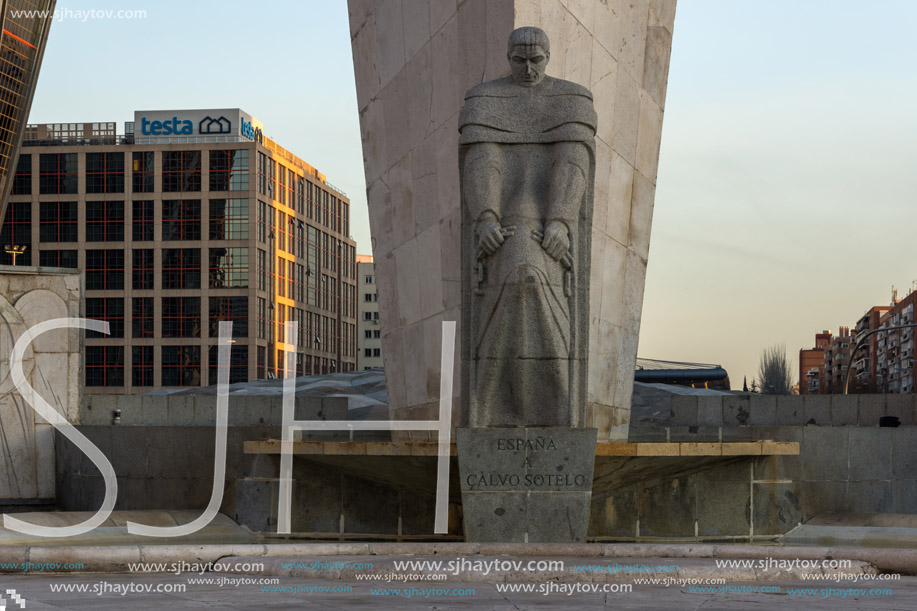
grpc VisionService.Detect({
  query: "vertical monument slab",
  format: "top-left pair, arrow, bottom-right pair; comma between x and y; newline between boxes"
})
348,0 -> 676,441
0,267 -> 81,503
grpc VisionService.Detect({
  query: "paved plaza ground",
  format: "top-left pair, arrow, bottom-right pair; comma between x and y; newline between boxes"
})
2,571 -> 915,610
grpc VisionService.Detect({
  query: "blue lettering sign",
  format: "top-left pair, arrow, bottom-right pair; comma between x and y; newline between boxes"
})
240,117 -> 262,143
140,116 -> 194,136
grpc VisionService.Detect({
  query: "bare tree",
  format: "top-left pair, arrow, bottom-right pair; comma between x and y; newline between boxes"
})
756,344 -> 794,395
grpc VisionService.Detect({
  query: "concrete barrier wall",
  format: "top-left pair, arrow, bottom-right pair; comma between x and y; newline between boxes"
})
68,393 -> 917,540
600,394 -> 917,540
54,425 -> 459,536
81,395 -> 349,427
664,394 -> 913,428
54,425 -> 274,515
595,424 -> 917,540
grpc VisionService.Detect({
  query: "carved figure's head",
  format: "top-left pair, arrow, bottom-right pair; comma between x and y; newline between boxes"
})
507,27 -> 550,87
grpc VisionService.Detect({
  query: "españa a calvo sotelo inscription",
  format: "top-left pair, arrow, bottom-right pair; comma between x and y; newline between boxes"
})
457,27 -> 598,543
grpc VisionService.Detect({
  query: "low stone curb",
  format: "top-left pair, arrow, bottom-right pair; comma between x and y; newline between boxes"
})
217,554 -> 878,584
1,543 -> 915,575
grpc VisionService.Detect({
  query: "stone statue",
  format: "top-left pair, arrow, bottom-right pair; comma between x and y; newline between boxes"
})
460,27 -> 597,428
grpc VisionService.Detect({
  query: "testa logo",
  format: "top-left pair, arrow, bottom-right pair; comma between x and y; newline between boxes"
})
199,116 -> 232,135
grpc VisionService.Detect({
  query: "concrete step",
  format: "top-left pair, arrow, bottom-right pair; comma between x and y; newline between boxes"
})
782,513 -> 917,550
0,510 -> 257,547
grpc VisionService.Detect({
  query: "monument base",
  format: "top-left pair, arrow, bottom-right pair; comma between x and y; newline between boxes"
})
456,427 -> 597,542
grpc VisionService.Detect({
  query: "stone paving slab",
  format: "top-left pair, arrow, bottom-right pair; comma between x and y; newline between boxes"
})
0,573 -> 914,610
5,542 -> 917,576
218,554 -> 877,584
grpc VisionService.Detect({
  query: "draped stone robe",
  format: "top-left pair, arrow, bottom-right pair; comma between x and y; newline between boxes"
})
459,75 -> 597,427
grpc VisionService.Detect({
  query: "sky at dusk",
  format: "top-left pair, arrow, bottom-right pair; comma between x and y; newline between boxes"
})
27,1 -> 917,389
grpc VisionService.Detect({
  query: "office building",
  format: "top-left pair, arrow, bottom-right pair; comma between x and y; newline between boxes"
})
4,108 -> 357,393
357,254 -> 382,369
0,0 -> 55,223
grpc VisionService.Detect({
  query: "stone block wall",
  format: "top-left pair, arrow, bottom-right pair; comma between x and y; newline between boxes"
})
54,425 -> 263,514
664,393 -> 915,429
234,456 -> 462,536
593,394 -> 917,540
81,394 -> 349,428
348,0 -> 677,440
61,396 -> 352,513
55,423 -> 463,537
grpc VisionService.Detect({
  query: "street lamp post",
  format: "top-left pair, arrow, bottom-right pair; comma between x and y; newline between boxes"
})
4,245 -> 26,266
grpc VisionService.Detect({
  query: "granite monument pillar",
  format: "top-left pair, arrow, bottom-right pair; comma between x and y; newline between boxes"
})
348,0 -> 677,442
455,27 -> 598,542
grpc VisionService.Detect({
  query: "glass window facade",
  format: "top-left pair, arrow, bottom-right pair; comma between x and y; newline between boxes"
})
11,153 -> 30,195
162,248 -> 200,289
39,249 -> 77,268
208,344 -> 249,385
132,297 -> 154,338
257,249 -> 266,291
39,153 -> 77,194
132,200 -> 154,241
257,152 -> 267,195
257,297 -> 266,340
13,136 -> 359,388
132,346 -> 153,387
86,346 -> 124,387
162,345 -> 201,387
85,249 -> 124,290
132,249 -> 153,290
162,199 -> 201,241
209,198 -> 249,240
209,247 -> 248,289
85,152 -> 124,193
0,202 -> 32,265
209,296 -> 248,338
85,201 -> 124,242
132,151 -> 154,192
162,150 -> 201,192
39,201 -> 77,242
86,297 -> 124,338
162,297 -> 201,338
209,149 -> 249,191
257,200 -> 267,243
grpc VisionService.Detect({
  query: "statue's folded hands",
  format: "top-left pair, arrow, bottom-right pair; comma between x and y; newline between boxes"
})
539,220 -> 570,261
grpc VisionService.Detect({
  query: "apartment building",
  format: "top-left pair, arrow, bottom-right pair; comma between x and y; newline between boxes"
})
877,291 -> 917,394
799,330 -> 831,395
822,327 -> 854,394
852,305 -> 891,393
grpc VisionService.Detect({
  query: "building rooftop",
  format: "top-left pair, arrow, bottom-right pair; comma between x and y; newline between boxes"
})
22,108 -> 344,193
